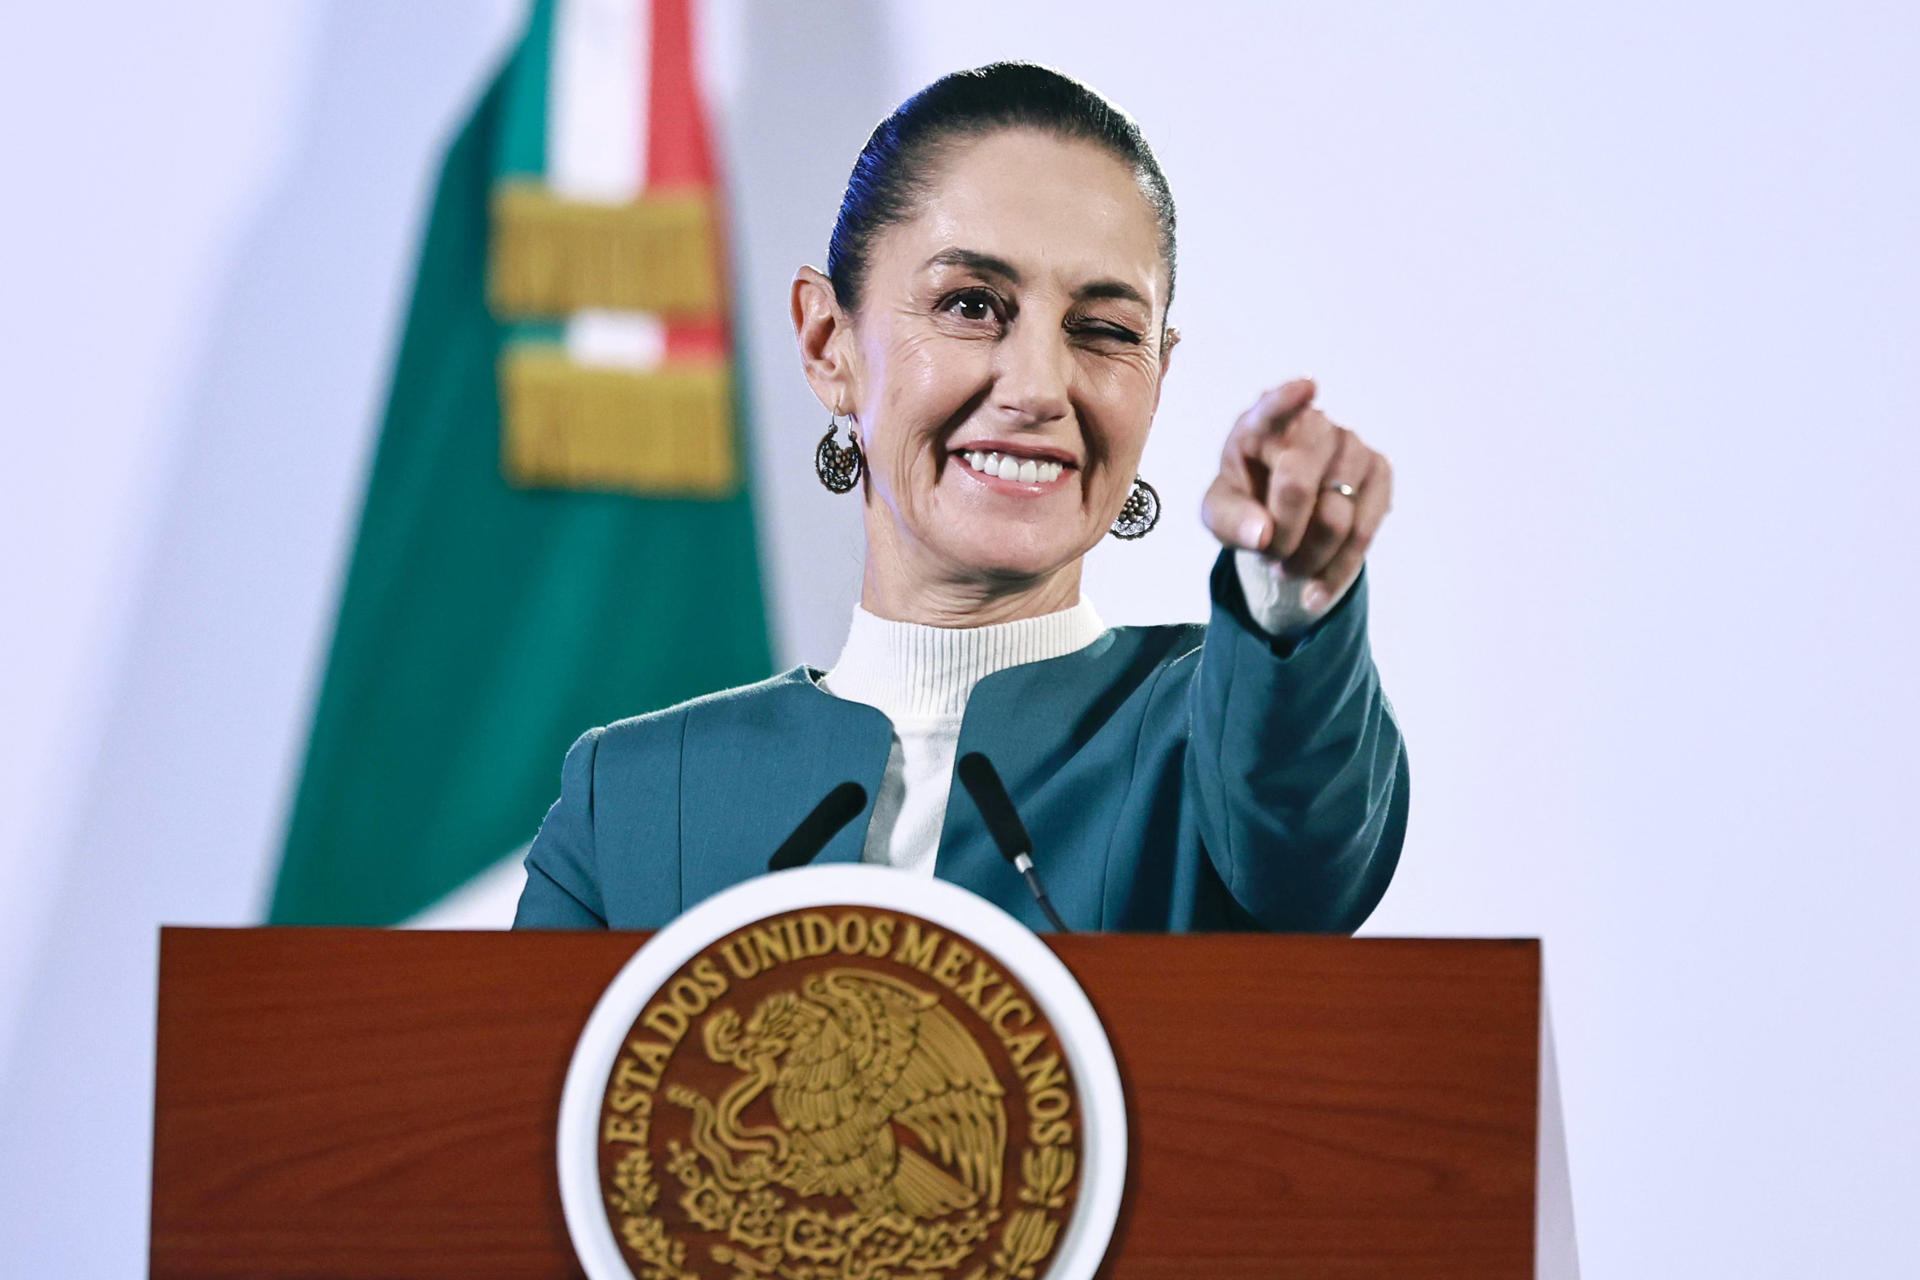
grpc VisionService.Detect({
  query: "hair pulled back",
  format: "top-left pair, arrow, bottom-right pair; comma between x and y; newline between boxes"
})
827,62 -> 1177,319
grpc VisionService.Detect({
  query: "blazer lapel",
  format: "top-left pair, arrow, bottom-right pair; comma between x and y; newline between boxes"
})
679,669 -> 893,907
938,629 -> 1144,932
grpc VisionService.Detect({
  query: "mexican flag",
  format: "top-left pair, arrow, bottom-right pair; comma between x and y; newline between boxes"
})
268,0 -> 771,927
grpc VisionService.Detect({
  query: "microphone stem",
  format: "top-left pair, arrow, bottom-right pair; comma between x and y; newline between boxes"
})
1013,854 -> 1068,932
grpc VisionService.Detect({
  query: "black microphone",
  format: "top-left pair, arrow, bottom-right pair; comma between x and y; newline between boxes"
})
767,782 -> 868,872
956,752 -> 1069,932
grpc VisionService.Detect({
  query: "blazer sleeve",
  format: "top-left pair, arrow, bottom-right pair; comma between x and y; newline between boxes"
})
513,727 -> 611,929
1185,549 -> 1408,932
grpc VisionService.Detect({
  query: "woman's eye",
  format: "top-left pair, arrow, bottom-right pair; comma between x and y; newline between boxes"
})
944,291 -> 999,322
1076,321 -> 1143,345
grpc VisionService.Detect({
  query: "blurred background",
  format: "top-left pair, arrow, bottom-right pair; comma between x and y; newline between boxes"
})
2,1 -> 1916,1274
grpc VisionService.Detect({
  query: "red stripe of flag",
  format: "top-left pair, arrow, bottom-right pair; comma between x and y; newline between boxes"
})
649,0 -> 729,360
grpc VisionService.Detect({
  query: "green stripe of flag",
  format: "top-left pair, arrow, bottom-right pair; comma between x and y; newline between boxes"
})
268,5 -> 773,925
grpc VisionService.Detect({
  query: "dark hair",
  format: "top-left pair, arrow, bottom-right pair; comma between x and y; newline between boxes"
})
827,62 -> 1177,321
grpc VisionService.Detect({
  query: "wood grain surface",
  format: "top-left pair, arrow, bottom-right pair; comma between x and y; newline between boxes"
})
150,928 -> 1538,1279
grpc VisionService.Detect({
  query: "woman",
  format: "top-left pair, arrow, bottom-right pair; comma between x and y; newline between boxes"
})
514,63 -> 1405,933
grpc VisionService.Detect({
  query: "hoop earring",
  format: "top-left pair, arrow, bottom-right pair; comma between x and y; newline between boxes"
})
814,413 -> 864,494
1110,476 -> 1161,540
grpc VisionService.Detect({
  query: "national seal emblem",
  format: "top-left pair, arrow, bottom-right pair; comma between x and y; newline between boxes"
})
558,867 -> 1125,1280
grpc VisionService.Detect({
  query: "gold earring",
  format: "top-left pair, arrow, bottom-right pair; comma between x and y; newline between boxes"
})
1109,476 -> 1160,539
814,410 -> 863,494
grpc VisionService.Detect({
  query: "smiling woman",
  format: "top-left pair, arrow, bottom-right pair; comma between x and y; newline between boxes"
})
798,127 -> 1172,618
514,63 -> 1408,934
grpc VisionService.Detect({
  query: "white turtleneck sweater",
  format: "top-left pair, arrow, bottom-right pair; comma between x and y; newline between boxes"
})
819,552 -> 1348,873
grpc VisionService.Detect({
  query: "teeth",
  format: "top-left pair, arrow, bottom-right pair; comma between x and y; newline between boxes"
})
959,450 -> 1066,484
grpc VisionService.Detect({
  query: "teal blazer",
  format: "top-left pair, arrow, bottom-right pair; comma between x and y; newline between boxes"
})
513,552 -> 1407,934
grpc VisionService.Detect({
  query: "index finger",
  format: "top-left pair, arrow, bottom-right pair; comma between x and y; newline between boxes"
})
1226,378 -> 1317,455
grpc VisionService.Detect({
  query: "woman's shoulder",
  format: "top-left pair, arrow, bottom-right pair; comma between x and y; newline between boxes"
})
590,665 -> 886,761
596,666 -> 812,734
1094,618 -> 1209,670
966,618 -> 1207,716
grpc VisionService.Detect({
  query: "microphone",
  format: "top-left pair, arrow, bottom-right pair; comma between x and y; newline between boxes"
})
767,782 -> 868,872
956,753 -> 1069,933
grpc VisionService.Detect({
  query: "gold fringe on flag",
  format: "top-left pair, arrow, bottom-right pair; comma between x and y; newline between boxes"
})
488,182 -> 720,318
500,345 -> 736,497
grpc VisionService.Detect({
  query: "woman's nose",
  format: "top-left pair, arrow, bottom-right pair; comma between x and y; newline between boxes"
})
991,319 -> 1073,427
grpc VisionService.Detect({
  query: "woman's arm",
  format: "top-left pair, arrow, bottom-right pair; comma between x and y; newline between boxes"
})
1185,550 -> 1408,932
1183,377 -> 1404,930
513,727 -> 610,929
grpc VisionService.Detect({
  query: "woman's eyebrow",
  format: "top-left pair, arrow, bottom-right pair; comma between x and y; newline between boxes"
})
1076,280 -> 1149,307
922,247 -> 1021,281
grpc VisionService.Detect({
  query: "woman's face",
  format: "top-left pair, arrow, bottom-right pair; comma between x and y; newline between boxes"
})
834,129 -> 1173,593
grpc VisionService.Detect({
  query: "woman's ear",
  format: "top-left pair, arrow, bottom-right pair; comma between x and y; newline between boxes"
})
1151,323 -> 1180,414
792,266 -> 857,413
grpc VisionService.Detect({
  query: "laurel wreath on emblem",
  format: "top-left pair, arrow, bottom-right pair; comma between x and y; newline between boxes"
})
605,969 -> 1076,1280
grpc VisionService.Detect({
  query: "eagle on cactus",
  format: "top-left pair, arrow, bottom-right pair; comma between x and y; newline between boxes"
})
666,969 -> 1008,1219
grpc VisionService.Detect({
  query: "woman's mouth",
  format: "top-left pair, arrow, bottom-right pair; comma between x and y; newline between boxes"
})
954,448 -> 1071,487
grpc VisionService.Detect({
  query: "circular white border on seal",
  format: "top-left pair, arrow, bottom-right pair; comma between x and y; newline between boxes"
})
558,865 -> 1127,1280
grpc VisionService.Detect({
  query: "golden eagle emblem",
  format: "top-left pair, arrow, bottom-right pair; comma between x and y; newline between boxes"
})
667,968 -> 1007,1220
595,908 -> 1082,1280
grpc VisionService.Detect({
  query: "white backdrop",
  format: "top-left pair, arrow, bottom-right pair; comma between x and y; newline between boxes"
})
2,2 -> 1916,1275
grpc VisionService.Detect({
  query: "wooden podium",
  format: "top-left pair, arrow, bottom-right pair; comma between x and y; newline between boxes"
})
150,928 -> 1570,1278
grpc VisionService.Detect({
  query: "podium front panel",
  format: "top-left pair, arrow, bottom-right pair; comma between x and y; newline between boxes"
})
151,928 -> 1537,1278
